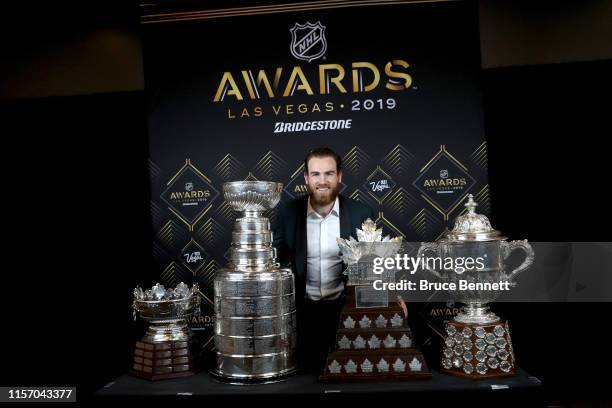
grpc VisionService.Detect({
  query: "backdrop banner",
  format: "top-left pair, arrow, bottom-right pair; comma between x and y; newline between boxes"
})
141,0 -> 488,352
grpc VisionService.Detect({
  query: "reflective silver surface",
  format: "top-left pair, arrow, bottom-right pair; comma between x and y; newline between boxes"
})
213,181 -> 298,382
214,290 -> 295,316
231,231 -> 272,246
223,181 -> 282,212
214,351 -> 297,381
441,321 -> 516,376
215,312 -> 297,337
418,195 -> 535,324
132,282 -> 200,343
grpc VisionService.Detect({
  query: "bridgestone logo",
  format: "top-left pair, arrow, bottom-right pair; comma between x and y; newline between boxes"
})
274,119 -> 352,133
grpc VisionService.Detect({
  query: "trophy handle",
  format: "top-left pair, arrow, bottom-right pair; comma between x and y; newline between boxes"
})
192,295 -> 202,317
417,242 -> 443,279
132,300 -> 138,322
501,239 -> 535,281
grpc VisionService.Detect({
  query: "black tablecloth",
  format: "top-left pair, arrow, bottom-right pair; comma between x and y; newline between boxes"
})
96,367 -> 544,406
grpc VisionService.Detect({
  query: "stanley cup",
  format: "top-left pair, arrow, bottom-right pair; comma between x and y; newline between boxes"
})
211,181 -> 298,382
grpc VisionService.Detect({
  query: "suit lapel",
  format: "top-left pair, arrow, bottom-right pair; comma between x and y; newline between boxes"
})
294,197 -> 308,281
339,195 -> 352,239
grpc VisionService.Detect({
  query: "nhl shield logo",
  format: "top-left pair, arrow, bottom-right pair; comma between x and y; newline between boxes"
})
290,21 -> 327,62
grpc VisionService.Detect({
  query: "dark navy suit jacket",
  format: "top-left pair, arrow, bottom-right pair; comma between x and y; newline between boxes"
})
272,195 -> 376,307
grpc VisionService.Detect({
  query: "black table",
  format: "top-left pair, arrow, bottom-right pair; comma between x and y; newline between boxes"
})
97,367 -> 544,406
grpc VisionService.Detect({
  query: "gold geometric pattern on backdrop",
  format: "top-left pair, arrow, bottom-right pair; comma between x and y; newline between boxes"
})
150,200 -> 164,231
382,144 -> 416,177
156,220 -> 189,252
215,201 -> 235,223
416,145 -> 474,221
364,165 -> 397,205
342,146 -> 370,177
162,159 -> 217,231
213,153 -> 246,181
374,211 -> 406,238
195,217 -> 228,248
253,150 -> 287,180
196,259 -> 223,291
149,159 -> 162,180
408,208 -> 443,240
152,241 -> 170,265
160,261 -> 180,288
348,188 -> 376,210
469,141 -> 488,170
244,172 -> 259,181
383,187 -> 417,218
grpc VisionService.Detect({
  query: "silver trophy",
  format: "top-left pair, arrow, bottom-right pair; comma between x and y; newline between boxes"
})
321,219 -> 432,382
418,195 -> 535,378
132,282 -> 201,342
337,219 -> 403,307
418,195 -> 534,324
131,282 -> 200,380
212,181 -> 298,382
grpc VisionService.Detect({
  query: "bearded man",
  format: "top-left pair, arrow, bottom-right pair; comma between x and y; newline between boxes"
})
273,147 -> 375,370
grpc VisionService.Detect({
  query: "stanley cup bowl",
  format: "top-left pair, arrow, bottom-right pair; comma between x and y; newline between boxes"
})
223,181 -> 283,212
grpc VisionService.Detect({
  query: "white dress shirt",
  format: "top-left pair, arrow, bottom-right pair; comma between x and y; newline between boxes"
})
306,197 -> 344,300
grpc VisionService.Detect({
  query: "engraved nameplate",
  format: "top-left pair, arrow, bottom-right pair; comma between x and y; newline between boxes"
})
355,285 -> 388,308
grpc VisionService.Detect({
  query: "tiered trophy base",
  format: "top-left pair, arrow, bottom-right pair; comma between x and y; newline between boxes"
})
130,340 -> 195,381
320,305 -> 432,383
321,350 -> 432,383
441,319 -> 516,379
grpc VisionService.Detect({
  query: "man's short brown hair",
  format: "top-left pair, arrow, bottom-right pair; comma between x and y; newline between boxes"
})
304,147 -> 342,173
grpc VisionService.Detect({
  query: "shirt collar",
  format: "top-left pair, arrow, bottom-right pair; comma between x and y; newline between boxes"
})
307,196 -> 340,218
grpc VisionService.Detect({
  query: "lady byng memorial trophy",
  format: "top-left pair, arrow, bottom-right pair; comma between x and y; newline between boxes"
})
131,282 -> 201,380
320,219 -> 432,382
211,181 -> 298,383
418,194 -> 534,378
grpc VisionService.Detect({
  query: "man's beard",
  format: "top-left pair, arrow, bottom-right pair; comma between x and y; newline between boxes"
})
307,183 -> 341,206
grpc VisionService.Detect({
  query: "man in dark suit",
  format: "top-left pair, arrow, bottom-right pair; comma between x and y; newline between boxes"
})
273,147 -> 375,370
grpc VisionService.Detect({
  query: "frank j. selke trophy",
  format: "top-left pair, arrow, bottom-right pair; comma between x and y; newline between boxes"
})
418,194 -> 534,378
131,282 -> 200,380
212,181 -> 298,383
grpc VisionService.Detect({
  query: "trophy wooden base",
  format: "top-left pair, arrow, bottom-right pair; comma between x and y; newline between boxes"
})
440,319 -> 516,379
130,340 -> 196,381
320,295 -> 432,383
320,350 -> 432,383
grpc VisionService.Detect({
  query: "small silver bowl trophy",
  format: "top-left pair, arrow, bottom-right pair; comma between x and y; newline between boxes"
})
211,181 -> 298,383
418,194 -> 534,378
131,282 -> 200,380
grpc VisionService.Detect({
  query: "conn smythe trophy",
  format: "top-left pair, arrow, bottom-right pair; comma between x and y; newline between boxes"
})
321,219 -> 432,382
131,282 -> 200,380
212,181 -> 298,383
418,194 -> 534,378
